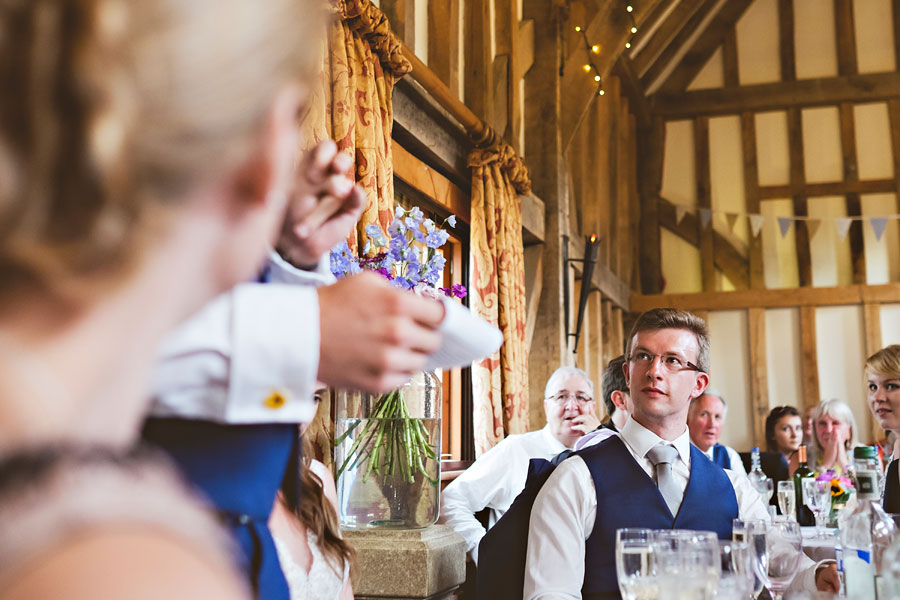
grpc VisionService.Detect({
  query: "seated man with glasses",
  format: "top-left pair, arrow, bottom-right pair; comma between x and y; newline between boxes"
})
523,308 -> 840,599
439,366 -> 599,563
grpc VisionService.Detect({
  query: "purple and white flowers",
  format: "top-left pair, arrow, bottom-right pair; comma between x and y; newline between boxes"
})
330,206 -> 466,299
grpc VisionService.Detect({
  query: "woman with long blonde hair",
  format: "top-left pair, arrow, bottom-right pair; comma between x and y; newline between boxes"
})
865,345 -> 900,512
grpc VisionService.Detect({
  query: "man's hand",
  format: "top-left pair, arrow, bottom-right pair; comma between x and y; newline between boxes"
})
277,140 -> 365,268
317,272 -> 445,394
815,562 -> 840,593
570,413 -> 601,435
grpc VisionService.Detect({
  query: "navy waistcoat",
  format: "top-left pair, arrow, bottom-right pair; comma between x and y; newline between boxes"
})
711,443 -> 732,470
579,436 -> 739,599
143,418 -> 297,600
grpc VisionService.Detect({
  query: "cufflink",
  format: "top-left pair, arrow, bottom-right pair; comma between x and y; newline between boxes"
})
263,390 -> 288,409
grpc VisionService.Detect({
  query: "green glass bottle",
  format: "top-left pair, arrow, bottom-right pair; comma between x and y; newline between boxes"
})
793,444 -> 815,525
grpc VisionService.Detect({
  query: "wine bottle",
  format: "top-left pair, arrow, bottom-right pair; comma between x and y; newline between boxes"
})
793,444 -> 815,526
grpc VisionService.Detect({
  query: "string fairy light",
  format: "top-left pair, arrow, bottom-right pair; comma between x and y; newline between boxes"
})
572,3 -> 638,95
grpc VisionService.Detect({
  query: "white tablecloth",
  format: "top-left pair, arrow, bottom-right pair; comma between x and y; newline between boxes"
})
801,526 -> 837,562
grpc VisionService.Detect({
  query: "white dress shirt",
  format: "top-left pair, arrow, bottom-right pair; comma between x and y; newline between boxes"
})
439,425 -> 568,563
703,443 -> 747,476
523,417 -> 822,599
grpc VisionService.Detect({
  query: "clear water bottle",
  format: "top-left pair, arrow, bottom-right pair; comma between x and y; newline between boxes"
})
747,447 -> 768,499
840,448 -> 898,599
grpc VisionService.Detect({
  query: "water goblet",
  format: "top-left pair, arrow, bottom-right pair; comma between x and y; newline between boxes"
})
615,528 -> 657,600
802,478 -> 832,538
764,519 -> 803,600
742,519 -> 770,599
777,480 -> 796,519
716,540 -> 754,600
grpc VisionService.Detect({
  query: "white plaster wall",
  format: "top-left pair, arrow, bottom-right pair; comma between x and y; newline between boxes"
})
765,308 -> 803,410
414,0 -> 428,63
761,198 -> 800,288
661,228 -> 702,293
854,102 -> 894,181
707,310 -> 754,452
794,0 -> 838,79
808,195 -> 853,287
736,0 -> 780,85
710,116 -> 749,243
815,305 -> 871,444
854,0 -> 896,74
688,48 -> 724,91
862,193 -> 900,284
802,107 -> 843,183
755,111 -> 791,186
661,120 -> 697,207
881,304 -> 900,347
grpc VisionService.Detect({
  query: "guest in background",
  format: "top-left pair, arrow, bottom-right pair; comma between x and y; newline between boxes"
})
809,399 -> 860,473
574,355 -> 631,450
864,345 -> 900,513
686,390 -> 747,475
439,366 -> 599,563
270,394 -> 354,600
803,405 -> 817,447
766,406 -> 803,466
0,0 -> 327,596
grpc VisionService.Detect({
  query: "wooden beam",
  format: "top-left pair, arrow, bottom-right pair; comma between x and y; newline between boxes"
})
654,72 -> 900,118
722,27 -> 739,88
632,0 -> 707,77
658,197 -> 749,290
381,0 -> 415,49
657,0 -> 754,94
894,0 -> 900,72
799,306 -> 821,413
839,103 -> 866,284
630,281 -> 900,312
638,116 -> 665,294
427,0 -> 460,95
521,192 -> 546,245
741,113 -> 765,289
834,0 -> 858,76
747,307 -> 770,446
392,140 -> 469,223
517,20 -> 535,81
617,96 -> 632,282
695,117 -> 716,292
608,78 -> 622,277
640,0 -> 720,91
788,108 -> 812,287
759,179 -> 896,199
588,292 -> 604,393
612,56 -> 651,130
778,0 -> 796,82
888,99 -> 900,240
464,0 -> 493,127
524,245 -> 544,351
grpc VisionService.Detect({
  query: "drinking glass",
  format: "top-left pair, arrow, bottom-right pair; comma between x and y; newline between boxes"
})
654,530 -> 719,600
742,519 -> 769,599
777,480 -> 796,519
764,519 -> 803,600
802,478 -> 831,538
716,540 -> 754,600
615,528 -> 658,600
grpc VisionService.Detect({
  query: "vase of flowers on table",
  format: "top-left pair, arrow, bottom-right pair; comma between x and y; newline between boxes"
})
330,206 -> 464,530
819,471 -> 854,527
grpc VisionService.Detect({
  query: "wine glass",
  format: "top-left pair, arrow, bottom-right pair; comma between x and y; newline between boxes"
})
763,519 -> 804,600
777,480 -> 796,519
615,528 -> 658,600
655,540 -> 719,600
743,520 -> 769,599
802,478 -> 832,538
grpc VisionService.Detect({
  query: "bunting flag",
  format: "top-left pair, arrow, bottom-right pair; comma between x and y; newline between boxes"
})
835,217 -> 852,241
699,208 -> 713,229
725,212 -> 739,232
777,217 -> 793,238
871,217 -> 889,241
805,219 -> 821,240
749,214 -> 765,238
675,205 -> 688,226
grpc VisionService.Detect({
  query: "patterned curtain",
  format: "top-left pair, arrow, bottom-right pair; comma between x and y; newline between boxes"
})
300,0 -> 409,466
469,143 -> 532,456
300,0 -> 410,252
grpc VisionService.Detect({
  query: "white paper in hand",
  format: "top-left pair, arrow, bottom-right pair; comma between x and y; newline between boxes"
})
424,297 -> 503,371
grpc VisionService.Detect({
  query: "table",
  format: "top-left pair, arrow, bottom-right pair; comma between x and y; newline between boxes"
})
801,526 -> 838,562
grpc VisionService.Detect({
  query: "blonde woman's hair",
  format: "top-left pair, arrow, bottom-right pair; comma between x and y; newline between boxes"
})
866,345 -> 900,380
0,0 -> 324,302
812,398 -> 859,456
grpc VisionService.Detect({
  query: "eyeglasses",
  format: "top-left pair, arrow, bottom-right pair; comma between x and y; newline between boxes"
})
628,350 -> 703,373
545,392 -> 593,405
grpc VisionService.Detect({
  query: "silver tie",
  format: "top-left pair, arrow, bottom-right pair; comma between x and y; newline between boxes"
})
646,444 -> 682,517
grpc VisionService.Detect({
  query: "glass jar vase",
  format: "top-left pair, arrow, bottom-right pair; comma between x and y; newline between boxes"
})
334,371 -> 441,530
